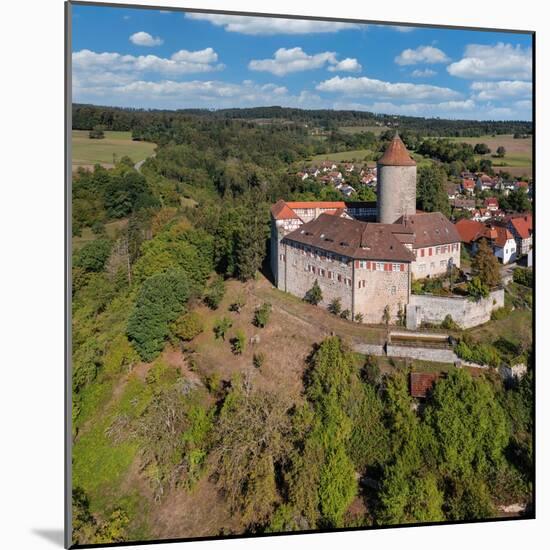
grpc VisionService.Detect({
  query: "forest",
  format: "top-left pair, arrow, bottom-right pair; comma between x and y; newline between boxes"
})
71,104 -> 533,544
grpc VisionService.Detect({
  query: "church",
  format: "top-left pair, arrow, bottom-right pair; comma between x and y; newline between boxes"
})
270,134 -> 461,324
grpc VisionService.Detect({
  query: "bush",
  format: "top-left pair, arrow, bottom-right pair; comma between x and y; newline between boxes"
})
253,302 -> 272,328
513,268 -> 532,288
340,309 -> 350,320
229,294 -> 246,313
213,317 -> 232,341
253,352 -> 265,369
173,311 -> 204,342
304,280 -> 323,305
455,339 -> 501,367
467,276 -> 490,301
204,276 -> 225,310
441,314 -> 459,330
328,298 -> 342,316
230,330 -> 246,355
354,313 -> 364,323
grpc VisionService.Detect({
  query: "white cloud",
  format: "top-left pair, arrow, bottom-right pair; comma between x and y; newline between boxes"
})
470,80 -> 532,101
185,13 -> 359,35
129,31 -> 163,47
411,68 -> 437,78
390,25 -> 415,32
328,57 -> 362,73
73,48 -> 223,81
447,43 -> 532,80
249,47 -> 338,76
316,75 -> 461,101
395,45 -> 450,65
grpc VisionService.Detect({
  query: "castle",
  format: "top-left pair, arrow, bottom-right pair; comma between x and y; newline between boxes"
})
270,134 -> 462,324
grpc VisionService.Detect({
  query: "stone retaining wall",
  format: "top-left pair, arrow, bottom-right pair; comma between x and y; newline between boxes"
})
407,289 -> 504,329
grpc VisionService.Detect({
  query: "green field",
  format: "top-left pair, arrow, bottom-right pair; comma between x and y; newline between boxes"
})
72,219 -> 128,250
72,130 -> 156,170
338,125 -> 388,135
311,149 -> 375,164
445,134 -> 532,178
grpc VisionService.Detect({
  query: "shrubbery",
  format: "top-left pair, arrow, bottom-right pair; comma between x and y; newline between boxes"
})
513,267 -> 532,288
455,338 -> 501,367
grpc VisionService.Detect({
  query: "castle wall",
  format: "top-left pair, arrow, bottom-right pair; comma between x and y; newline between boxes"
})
271,217 -> 302,289
353,262 -> 410,323
411,243 -> 461,279
283,241 -> 353,311
377,165 -> 416,224
407,289 -> 504,329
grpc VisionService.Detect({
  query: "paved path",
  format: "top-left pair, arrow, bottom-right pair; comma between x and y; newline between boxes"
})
134,152 -> 156,173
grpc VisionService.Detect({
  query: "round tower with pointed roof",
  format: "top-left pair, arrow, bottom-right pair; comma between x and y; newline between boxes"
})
376,133 -> 417,224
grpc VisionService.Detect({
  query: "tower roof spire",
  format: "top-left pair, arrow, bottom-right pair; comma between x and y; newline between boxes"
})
377,133 -> 416,167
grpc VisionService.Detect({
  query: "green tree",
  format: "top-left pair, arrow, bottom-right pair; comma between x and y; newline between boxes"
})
73,239 -> 112,272
474,143 -> 491,155
213,317 -> 232,341
416,164 -> 451,217
304,280 -> 323,305
472,238 -> 501,288
89,125 -> 105,139
127,269 -> 192,361
496,146 -> 506,158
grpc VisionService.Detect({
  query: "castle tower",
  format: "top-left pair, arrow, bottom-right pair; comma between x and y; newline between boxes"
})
376,133 -> 417,224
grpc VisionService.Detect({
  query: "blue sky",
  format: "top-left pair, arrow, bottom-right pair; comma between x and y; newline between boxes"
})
72,4 -> 533,120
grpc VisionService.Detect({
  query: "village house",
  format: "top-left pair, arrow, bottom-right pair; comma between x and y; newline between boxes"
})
505,213 -> 533,256
484,197 -> 499,211
476,174 -> 497,192
455,218 -> 517,264
461,178 -> 476,195
446,182 -> 460,200
452,198 -> 476,212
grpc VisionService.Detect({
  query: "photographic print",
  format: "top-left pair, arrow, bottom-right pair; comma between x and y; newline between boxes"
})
67,2 -> 534,547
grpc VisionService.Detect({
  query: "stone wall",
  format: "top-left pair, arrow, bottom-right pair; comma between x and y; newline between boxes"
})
353,263 -> 410,324
407,289 -> 505,329
282,241 -> 354,312
386,344 -> 458,363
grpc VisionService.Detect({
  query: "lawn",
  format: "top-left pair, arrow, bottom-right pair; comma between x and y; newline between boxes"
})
72,130 -> 156,171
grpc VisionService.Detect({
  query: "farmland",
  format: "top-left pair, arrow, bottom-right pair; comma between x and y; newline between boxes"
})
446,134 -> 532,178
72,130 -> 156,171
311,148 -> 433,169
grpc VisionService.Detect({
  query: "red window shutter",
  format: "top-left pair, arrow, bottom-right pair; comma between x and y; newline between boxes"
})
421,249 -> 425,257
400,264 -> 405,272
355,260 -> 359,268
429,248 -> 432,256
366,261 -> 371,270
385,263 -> 390,272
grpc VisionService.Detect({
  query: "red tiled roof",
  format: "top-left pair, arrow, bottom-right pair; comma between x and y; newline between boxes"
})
286,201 -> 346,209
455,219 -> 485,244
484,197 -> 499,207
377,134 -> 416,167
270,200 -> 301,220
509,214 -> 532,239
479,225 -> 515,248
462,179 -> 475,188
410,372 -> 441,398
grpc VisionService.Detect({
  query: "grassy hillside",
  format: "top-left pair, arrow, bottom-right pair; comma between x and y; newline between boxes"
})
72,130 -> 156,171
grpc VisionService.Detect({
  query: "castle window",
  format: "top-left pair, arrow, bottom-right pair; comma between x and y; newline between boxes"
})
418,264 -> 426,272
375,262 -> 384,271
436,247 -> 441,255
440,260 -> 446,268
391,286 -> 396,295
392,263 -> 400,272
338,274 -> 342,282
